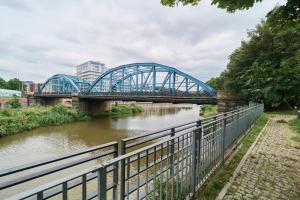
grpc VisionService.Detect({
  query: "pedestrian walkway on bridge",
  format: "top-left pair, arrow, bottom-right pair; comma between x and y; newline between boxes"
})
219,115 -> 300,200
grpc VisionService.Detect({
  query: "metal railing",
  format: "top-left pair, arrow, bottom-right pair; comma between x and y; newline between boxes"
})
1,104 -> 264,200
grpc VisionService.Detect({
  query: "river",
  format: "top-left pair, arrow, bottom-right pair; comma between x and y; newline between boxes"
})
0,103 -> 200,198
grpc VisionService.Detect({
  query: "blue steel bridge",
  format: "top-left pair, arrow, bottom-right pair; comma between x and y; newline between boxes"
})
36,63 -> 217,104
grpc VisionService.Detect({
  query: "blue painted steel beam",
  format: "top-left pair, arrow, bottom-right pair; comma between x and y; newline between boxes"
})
40,63 -> 216,97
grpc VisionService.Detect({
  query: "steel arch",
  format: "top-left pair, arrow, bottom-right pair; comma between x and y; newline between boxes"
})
40,74 -> 91,94
87,63 -> 216,97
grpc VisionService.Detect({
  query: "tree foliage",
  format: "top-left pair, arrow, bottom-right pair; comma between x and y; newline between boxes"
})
161,0 -> 263,12
0,77 -> 22,91
0,77 -> 6,89
207,5 -> 300,108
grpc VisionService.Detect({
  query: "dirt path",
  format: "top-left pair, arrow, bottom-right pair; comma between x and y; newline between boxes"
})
222,115 -> 300,200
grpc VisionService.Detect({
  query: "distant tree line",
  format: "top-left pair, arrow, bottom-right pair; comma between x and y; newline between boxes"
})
0,77 -> 24,91
161,0 -> 300,108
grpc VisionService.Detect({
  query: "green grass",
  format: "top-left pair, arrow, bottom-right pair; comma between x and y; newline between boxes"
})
289,118 -> 300,143
0,105 -> 90,137
200,105 -> 218,117
147,179 -> 189,200
0,104 -> 144,137
195,113 -> 269,200
266,110 -> 297,115
92,104 -> 144,117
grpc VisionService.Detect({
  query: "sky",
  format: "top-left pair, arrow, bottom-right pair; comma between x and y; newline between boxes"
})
0,0 -> 285,83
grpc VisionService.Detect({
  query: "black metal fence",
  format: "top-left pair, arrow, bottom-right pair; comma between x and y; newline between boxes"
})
0,104 -> 264,200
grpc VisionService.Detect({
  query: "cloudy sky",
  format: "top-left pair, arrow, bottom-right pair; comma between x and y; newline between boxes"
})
0,0 -> 284,83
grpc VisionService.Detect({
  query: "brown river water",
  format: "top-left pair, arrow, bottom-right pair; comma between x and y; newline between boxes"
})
0,103 -> 200,198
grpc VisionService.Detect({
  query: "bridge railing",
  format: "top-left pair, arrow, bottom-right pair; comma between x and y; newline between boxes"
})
87,91 -> 212,97
34,91 -> 215,97
2,105 -> 264,200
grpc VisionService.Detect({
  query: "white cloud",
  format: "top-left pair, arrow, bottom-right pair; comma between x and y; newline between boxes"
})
0,0 -> 285,82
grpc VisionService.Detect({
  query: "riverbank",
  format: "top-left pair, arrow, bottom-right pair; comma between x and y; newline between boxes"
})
200,105 -> 218,117
93,103 -> 144,117
0,104 -> 144,137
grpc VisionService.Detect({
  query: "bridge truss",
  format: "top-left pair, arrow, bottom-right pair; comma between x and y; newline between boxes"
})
40,74 -> 91,94
88,63 -> 216,97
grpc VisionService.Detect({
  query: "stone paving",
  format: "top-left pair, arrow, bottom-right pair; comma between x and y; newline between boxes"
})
222,115 -> 300,200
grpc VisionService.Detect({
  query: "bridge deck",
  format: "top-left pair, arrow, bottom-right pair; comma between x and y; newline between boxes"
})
33,94 -> 217,104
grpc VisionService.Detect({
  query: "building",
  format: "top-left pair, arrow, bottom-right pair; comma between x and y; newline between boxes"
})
76,61 -> 107,82
0,89 -> 21,98
22,81 -> 36,93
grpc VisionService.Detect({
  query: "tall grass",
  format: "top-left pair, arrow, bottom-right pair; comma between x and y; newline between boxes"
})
0,104 -> 144,137
200,105 -> 218,117
0,105 -> 90,137
93,104 -> 144,117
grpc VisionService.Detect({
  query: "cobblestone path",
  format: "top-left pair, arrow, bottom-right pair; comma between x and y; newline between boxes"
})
222,115 -> 300,200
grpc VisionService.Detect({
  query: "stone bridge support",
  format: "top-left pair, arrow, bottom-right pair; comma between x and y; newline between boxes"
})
217,90 -> 247,113
28,95 -> 72,108
71,93 -> 112,113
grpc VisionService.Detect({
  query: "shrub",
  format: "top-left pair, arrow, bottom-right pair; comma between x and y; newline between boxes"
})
5,96 -> 21,109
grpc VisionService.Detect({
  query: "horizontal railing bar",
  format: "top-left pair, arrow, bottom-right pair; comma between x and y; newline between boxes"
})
126,135 -> 189,164
0,141 -> 117,177
125,132 -> 171,149
122,120 -> 198,142
43,172 -> 97,199
0,149 -> 115,190
43,164 -> 116,199
126,146 -> 192,181
103,130 -> 193,167
125,125 -> 194,150
5,164 -> 104,200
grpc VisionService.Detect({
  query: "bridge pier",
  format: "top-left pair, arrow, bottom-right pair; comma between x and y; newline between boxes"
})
217,90 -> 247,112
28,95 -> 72,108
72,94 -> 112,113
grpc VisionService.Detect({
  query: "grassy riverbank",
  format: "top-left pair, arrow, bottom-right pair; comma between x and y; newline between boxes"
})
195,113 -> 269,199
200,105 -> 218,117
93,104 -> 144,117
0,104 -> 144,137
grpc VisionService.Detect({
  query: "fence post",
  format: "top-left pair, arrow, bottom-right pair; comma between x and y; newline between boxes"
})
120,140 -> 126,200
235,111 -> 239,149
222,113 -> 227,166
98,166 -> 107,200
196,120 -> 202,158
170,127 -> 175,180
113,143 -> 118,200
298,111 -> 300,119
197,120 -> 203,181
191,129 -> 198,198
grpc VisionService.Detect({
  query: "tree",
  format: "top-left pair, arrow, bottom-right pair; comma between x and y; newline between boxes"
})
206,70 -> 227,90
210,11 -> 300,108
161,0 -> 300,24
161,0 -> 263,12
0,77 -> 6,89
6,78 -> 22,90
